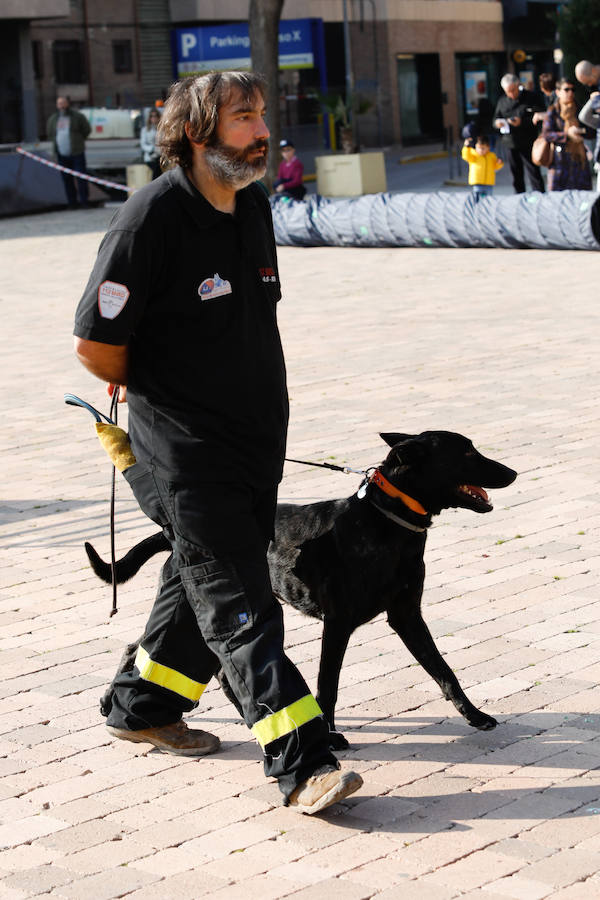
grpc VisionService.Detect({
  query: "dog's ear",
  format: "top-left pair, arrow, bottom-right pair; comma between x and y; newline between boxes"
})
380,432 -> 413,448
391,436 -> 429,468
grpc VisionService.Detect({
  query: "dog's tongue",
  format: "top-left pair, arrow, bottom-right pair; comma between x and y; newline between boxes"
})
467,485 -> 489,502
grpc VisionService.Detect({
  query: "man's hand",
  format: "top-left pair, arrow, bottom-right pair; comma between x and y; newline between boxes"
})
508,116 -> 521,126
108,384 -> 127,403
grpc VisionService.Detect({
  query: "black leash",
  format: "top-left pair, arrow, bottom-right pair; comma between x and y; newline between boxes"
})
64,391 -> 120,618
285,457 -> 368,476
108,388 -> 120,617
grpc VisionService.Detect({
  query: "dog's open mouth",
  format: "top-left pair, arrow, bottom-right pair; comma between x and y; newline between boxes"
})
456,484 -> 492,512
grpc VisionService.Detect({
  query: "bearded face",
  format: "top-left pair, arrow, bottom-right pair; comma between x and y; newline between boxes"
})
203,135 -> 269,189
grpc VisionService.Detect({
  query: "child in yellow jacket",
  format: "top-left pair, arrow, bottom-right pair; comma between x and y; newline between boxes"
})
461,135 -> 504,202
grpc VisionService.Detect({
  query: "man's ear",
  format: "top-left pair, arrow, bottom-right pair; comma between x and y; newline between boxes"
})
184,122 -> 203,145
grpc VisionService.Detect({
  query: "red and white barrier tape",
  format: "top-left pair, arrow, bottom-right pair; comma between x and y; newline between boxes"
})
16,147 -> 134,193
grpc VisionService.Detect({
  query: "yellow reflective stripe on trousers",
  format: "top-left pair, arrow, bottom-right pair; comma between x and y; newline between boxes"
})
251,694 -> 323,748
134,645 -> 207,702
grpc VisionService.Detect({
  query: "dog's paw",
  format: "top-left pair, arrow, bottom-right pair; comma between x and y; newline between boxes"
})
328,730 -> 350,750
471,713 -> 497,731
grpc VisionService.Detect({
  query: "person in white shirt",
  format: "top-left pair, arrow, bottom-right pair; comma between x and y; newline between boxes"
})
140,109 -> 162,179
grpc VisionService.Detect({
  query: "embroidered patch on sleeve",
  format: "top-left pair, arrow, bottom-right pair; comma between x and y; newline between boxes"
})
98,280 -> 130,319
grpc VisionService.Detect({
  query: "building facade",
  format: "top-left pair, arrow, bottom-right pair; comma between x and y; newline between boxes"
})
5,0 -> 510,147
348,0 -> 505,145
28,0 -> 172,140
501,0 -> 561,89
170,0 -> 506,146
1,0 -> 69,143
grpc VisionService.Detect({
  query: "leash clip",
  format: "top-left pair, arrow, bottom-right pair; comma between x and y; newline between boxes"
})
356,467 -> 376,500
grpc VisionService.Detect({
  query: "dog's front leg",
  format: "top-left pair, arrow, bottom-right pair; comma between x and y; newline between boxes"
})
317,619 -> 352,750
387,609 -> 497,730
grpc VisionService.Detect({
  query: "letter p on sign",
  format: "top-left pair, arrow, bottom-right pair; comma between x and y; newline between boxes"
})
181,33 -> 197,57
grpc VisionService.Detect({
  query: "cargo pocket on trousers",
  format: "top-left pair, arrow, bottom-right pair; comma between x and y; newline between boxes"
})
180,558 -> 255,643
123,464 -> 170,529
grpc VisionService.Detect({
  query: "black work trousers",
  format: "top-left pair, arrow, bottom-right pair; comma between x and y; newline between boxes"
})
106,464 -> 336,800
507,146 -> 545,194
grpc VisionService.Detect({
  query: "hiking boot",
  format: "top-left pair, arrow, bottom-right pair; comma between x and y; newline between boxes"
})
106,720 -> 220,756
287,765 -> 363,814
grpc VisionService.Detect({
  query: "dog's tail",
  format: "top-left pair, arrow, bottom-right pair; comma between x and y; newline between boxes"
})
85,532 -> 169,584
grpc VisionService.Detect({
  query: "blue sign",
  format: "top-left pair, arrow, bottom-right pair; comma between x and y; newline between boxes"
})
175,19 -> 316,75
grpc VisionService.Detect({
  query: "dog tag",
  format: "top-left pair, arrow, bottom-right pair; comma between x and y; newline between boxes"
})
357,480 -> 368,500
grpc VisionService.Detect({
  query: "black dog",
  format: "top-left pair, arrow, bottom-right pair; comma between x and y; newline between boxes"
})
88,431 -> 516,749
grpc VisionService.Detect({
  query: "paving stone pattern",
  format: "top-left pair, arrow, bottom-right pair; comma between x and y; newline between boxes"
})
1,206 -> 599,898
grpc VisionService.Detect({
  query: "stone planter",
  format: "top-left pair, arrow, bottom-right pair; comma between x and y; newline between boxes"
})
315,152 -> 387,197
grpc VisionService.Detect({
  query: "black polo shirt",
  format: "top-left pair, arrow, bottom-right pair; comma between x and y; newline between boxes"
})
74,166 -> 289,488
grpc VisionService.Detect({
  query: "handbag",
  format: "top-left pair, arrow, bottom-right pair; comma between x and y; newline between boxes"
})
531,135 -> 554,167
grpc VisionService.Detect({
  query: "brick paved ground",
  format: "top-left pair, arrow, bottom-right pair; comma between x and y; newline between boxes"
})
1,205 -> 599,899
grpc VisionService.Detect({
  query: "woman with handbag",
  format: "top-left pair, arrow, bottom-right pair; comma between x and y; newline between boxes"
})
541,78 -> 593,191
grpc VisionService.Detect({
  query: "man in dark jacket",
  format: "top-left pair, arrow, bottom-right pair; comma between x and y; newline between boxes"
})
47,96 -> 91,208
494,74 -> 545,193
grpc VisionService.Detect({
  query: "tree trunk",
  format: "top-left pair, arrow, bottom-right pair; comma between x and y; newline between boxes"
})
249,0 -> 284,189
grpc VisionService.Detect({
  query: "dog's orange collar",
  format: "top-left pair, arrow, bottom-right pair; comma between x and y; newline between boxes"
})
369,469 -> 428,515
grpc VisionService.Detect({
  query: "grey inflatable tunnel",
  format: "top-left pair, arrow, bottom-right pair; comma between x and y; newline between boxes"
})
270,191 -> 600,251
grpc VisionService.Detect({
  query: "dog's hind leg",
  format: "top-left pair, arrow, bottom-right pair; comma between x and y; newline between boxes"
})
317,619 -> 353,750
388,609 -> 497,730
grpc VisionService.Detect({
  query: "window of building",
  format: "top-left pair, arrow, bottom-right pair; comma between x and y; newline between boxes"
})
112,40 -> 133,74
53,40 -> 86,83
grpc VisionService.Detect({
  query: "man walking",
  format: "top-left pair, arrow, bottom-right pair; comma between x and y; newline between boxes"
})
47,96 -> 91,208
494,74 -> 545,193
73,71 -> 362,815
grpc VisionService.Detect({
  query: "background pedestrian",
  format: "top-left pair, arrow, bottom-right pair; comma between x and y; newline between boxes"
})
273,139 -> 306,201
140,109 -> 162,179
47,96 -> 91,208
494,73 -> 545,193
533,73 -> 557,124
461,134 -> 503,202
575,60 -> 600,91
542,77 -> 592,191
578,90 -> 600,190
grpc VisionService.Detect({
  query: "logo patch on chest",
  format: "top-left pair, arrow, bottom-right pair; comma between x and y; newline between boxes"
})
198,273 -> 232,301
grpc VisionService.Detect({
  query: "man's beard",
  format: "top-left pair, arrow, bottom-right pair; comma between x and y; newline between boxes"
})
203,137 -> 269,189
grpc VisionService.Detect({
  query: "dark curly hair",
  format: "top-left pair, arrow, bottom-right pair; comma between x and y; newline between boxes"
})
157,71 -> 266,169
